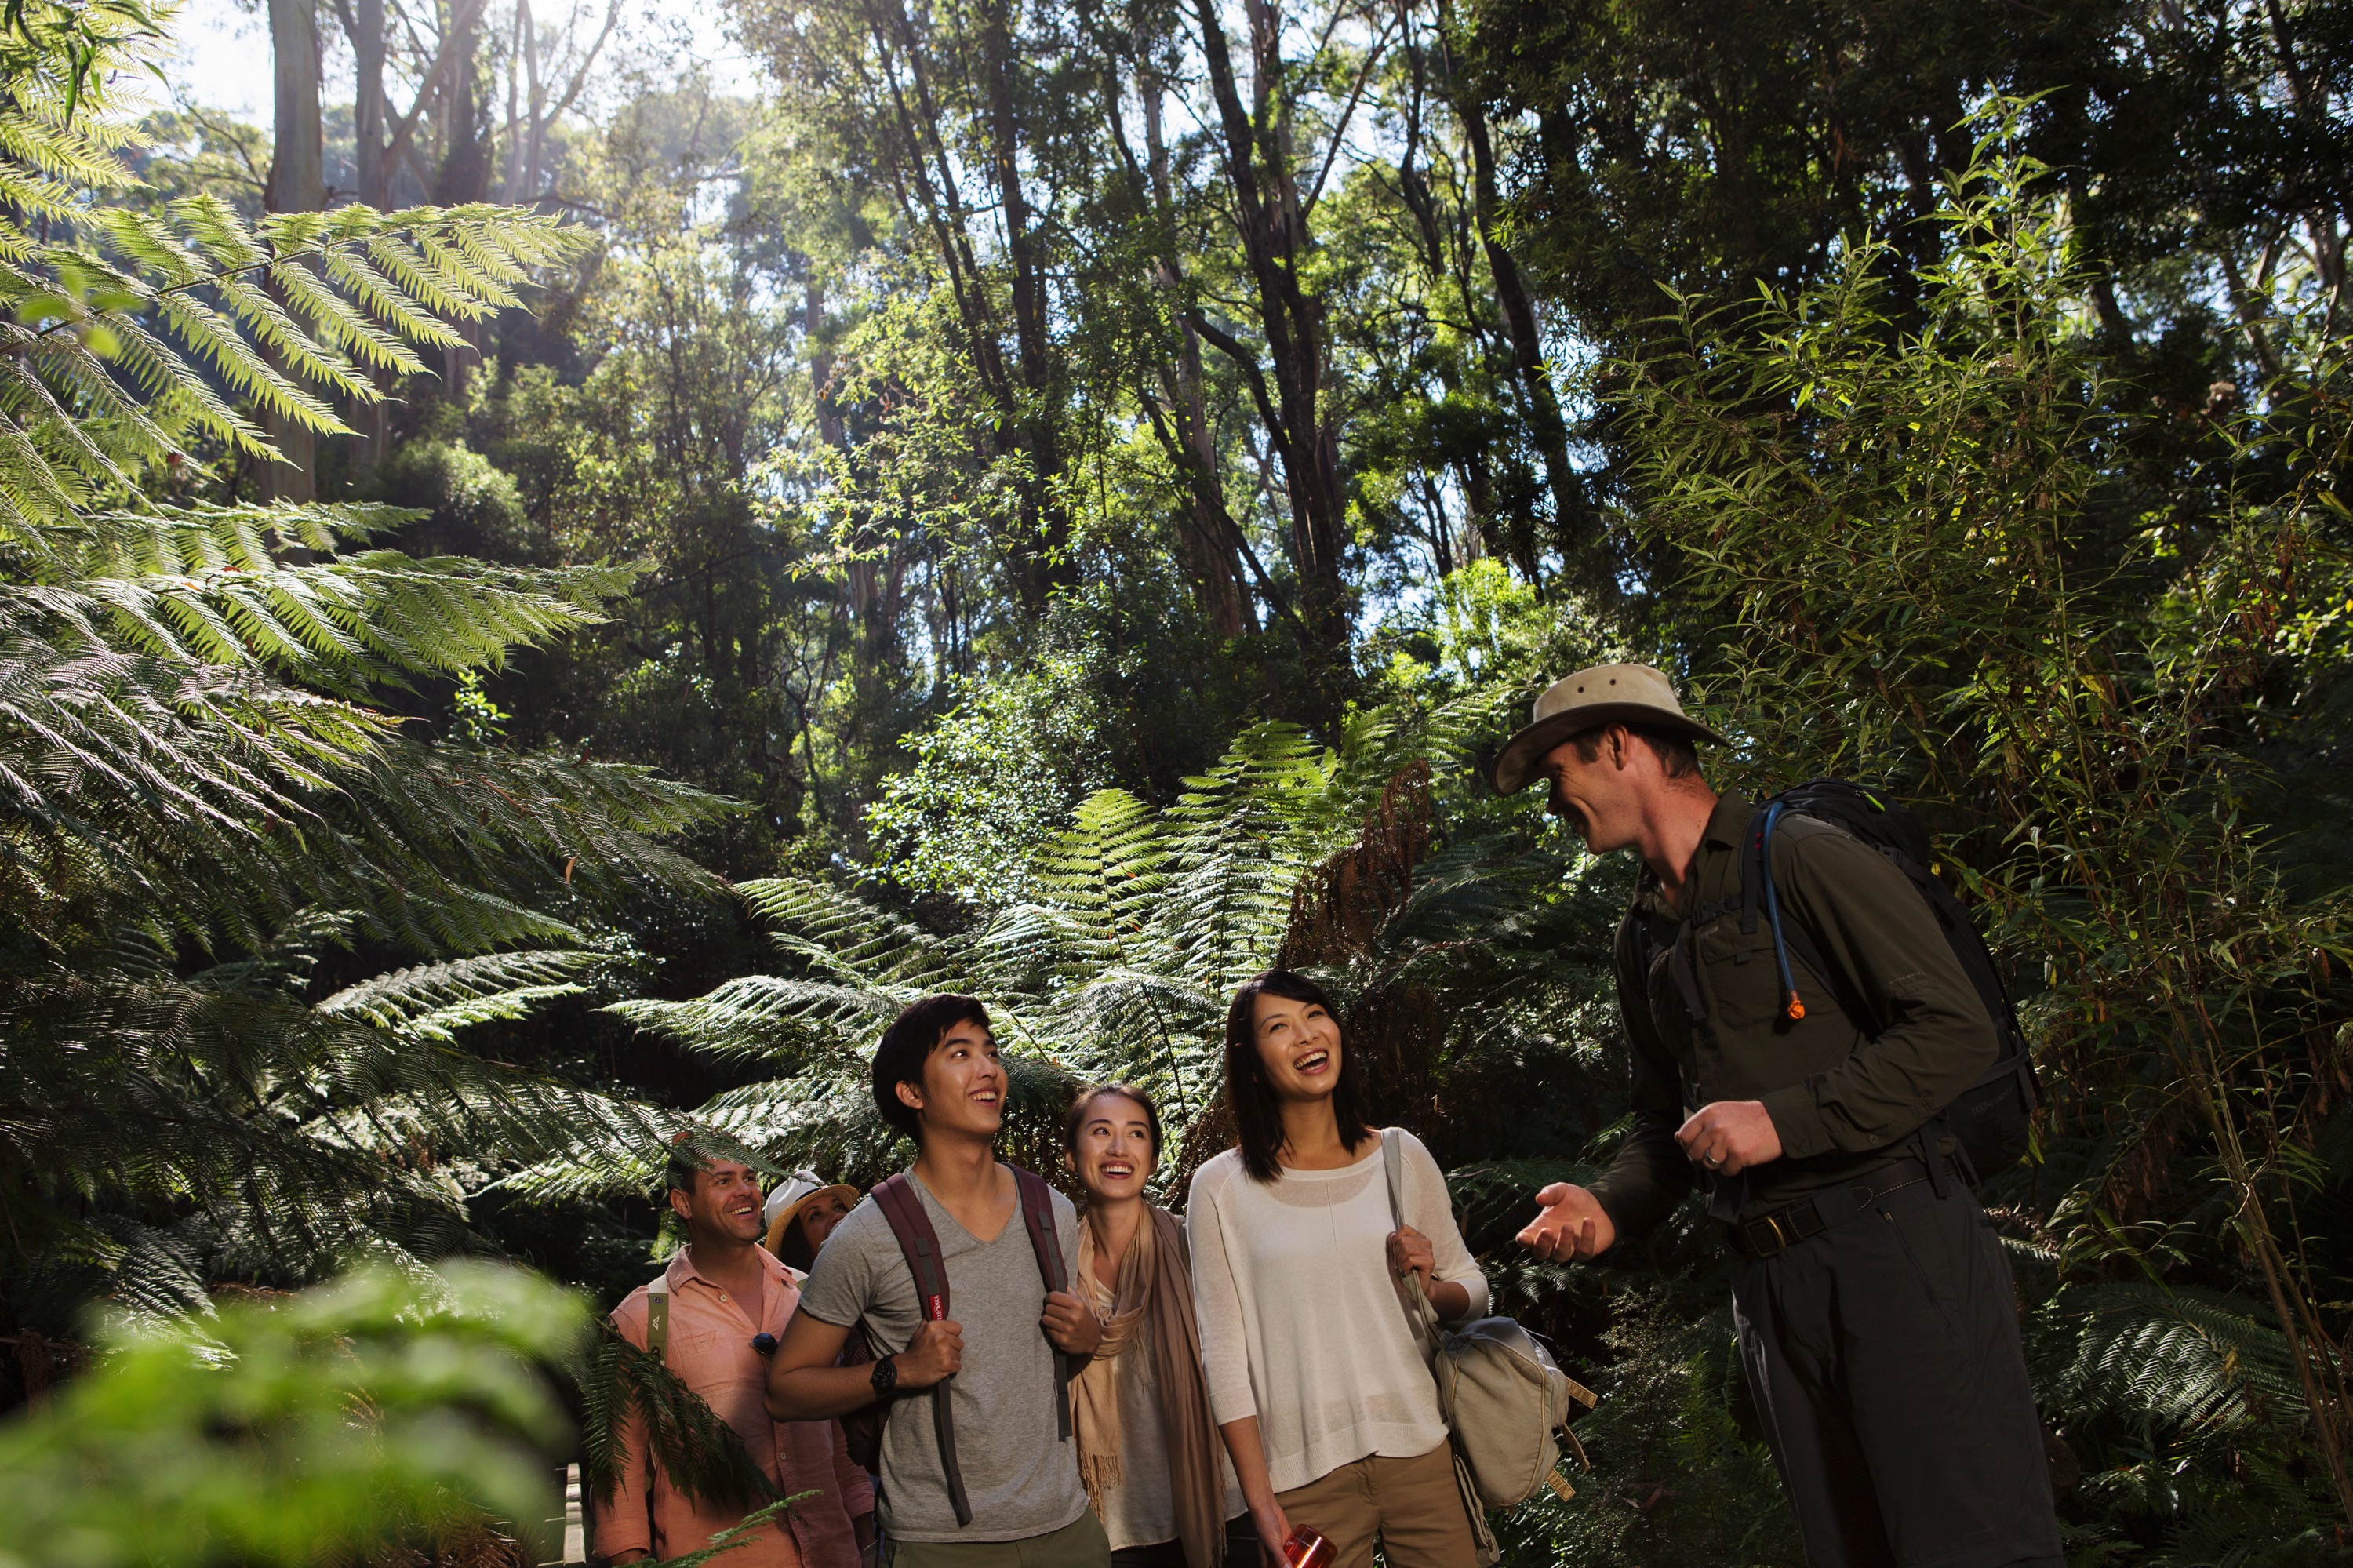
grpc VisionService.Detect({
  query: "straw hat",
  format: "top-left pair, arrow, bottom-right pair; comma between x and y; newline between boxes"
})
762,1169 -> 860,1254
1491,662 -> 1729,795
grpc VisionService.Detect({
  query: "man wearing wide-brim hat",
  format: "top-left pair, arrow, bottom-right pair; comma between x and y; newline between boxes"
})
1499,663 -> 2060,1568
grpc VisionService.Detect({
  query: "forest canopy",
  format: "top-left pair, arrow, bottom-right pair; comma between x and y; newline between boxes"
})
1,0 -> 2349,1565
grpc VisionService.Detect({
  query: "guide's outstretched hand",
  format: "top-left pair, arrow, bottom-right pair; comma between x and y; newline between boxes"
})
1516,1183 -> 1616,1262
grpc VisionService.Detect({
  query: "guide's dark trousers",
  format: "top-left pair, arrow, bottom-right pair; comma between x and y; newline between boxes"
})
1728,1170 -> 2063,1568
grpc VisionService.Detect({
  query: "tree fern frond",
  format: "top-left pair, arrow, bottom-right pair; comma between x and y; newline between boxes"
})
2033,1282 -> 2305,1436
316,951 -> 600,1034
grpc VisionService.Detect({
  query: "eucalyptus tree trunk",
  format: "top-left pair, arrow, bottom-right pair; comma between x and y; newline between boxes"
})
1424,0 -> 1594,586
351,0 -> 387,206
341,0 -> 390,478
264,0 -> 325,504
852,0 -> 1073,624
435,0 -> 489,399
1192,0 -> 1351,721
973,0 -> 1073,616
1140,64 -> 1249,637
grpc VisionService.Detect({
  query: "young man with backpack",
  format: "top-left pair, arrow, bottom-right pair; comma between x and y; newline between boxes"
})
1497,664 -> 2060,1568
766,995 -> 1107,1568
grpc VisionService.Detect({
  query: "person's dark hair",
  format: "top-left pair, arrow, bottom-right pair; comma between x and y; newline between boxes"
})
871,994 -> 993,1142
1064,1082 -> 1164,1165
1571,720 -> 1701,780
776,1210 -> 821,1272
1222,970 -> 1373,1184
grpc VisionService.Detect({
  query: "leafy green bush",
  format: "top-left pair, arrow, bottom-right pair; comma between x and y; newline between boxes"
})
0,0 -> 731,1337
0,1264 -> 583,1568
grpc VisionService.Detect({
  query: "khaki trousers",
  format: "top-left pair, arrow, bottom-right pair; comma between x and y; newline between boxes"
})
1274,1442 -> 1475,1568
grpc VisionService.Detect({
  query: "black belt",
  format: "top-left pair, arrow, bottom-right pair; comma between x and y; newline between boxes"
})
1726,1154 -> 1944,1258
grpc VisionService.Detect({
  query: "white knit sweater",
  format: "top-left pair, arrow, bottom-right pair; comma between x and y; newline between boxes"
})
1185,1130 -> 1489,1494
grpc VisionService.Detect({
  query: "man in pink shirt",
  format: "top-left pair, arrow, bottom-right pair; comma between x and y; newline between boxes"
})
596,1147 -> 878,1568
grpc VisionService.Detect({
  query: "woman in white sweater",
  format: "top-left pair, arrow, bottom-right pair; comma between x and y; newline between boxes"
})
1186,970 -> 1487,1568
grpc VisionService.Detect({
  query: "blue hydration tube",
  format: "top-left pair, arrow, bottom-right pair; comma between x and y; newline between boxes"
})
1759,800 -> 1806,1022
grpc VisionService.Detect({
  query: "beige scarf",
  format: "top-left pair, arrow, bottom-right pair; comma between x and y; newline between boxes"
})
1073,1206 -> 1229,1568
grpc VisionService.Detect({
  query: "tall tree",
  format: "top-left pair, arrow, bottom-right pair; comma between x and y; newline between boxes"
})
1190,0 -> 1368,716
264,0 -> 325,502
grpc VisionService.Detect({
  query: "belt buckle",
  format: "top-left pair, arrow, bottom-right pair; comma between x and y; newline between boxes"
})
1742,1213 -> 1791,1257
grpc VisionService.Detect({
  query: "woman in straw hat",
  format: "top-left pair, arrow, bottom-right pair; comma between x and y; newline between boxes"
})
764,1170 -> 861,1279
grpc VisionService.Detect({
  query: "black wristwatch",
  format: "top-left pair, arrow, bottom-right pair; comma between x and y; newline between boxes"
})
870,1354 -> 898,1397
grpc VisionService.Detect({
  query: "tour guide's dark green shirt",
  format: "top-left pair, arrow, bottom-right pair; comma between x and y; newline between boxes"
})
1587,793 -> 1998,1235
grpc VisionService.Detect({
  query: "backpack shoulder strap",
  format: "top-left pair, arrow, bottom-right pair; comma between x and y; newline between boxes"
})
871,1172 -> 972,1526
644,1267 -> 672,1361
1011,1167 -> 1068,1295
1009,1166 -> 1075,1443
872,1172 -> 955,1323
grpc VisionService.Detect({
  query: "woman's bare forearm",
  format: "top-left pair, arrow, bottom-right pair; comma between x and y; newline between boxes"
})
1218,1415 -> 1279,1511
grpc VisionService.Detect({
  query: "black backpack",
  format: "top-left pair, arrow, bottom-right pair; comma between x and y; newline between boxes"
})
1740,779 -> 2040,1181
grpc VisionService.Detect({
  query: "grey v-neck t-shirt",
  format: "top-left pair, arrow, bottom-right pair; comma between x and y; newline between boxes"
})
798,1168 -> 1088,1543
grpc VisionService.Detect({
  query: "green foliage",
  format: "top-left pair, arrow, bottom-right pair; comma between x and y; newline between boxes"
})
0,2 -> 735,1334
1595,104 -> 2353,1556
864,651 -> 1119,906
578,1319 -> 780,1510
519,675 -> 1624,1191
0,1262 -> 584,1568
1497,1290 -> 1802,1567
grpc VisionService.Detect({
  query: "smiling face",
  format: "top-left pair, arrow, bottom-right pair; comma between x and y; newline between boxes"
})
671,1158 -> 764,1246
1251,990 -> 1344,1105
798,1191 -> 853,1252
1068,1092 -> 1158,1203
896,1017 -> 1007,1142
1540,726 -> 1649,853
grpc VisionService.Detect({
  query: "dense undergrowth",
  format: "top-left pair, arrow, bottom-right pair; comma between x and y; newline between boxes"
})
2,2 -> 2348,1566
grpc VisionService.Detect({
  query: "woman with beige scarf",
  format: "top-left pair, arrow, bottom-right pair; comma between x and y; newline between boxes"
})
1066,1085 -> 1256,1568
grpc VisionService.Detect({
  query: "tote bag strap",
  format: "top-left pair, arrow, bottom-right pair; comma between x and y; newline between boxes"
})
1380,1130 -> 1447,1366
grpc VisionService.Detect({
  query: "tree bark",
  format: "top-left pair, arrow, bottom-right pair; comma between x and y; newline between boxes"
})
436,0 -> 489,399
341,0 -> 391,479
856,0 -> 1071,624
973,0 -> 1072,615
264,0 -> 325,504
351,0 -> 387,206
1429,5 -> 1594,584
1192,0 -> 1352,719
1139,62 -> 1249,636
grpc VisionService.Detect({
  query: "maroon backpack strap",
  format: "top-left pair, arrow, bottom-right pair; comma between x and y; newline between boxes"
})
871,1173 -> 972,1527
1010,1166 -> 1075,1442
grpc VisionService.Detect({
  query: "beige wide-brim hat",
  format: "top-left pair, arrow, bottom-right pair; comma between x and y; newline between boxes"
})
761,1170 -> 860,1254
1492,662 -> 1729,795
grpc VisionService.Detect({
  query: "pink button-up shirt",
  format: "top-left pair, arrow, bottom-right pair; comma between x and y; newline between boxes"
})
595,1246 -> 874,1568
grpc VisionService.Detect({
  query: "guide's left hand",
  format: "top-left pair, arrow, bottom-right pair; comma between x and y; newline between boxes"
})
1675,1100 -> 1783,1177
1041,1289 -> 1103,1355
